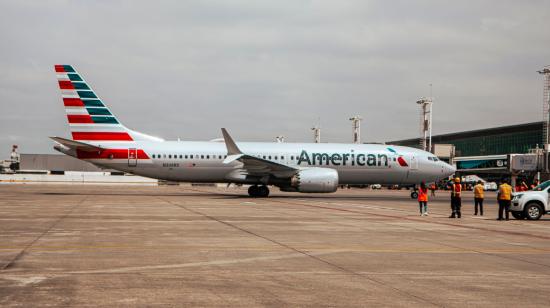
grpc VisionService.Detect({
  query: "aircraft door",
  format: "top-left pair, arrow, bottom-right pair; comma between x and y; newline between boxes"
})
409,154 -> 418,170
128,148 -> 137,167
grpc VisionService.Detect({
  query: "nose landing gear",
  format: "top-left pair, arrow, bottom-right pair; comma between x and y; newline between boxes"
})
248,185 -> 270,198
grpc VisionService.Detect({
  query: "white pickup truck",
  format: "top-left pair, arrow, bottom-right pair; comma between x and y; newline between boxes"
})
510,180 -> 550,220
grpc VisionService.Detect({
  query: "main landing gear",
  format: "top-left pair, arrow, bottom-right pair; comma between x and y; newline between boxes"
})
248,185 -> 270,198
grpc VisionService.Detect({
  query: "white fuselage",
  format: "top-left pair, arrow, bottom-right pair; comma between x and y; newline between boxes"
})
65,140 -> 455,185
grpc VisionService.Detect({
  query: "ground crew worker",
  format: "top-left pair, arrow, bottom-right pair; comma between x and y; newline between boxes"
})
519,181 -> 528,192
449,177 -> 462,218
418,181 -> 429,216
429,183 -> 436,197
473,180 -> 484,216
497,179 -> 513,221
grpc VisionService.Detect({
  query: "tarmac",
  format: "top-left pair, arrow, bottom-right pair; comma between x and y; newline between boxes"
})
1,185 -> 550,307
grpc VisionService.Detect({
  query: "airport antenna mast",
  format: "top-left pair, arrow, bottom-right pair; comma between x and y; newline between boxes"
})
349,116 -> 362,144
311,126 -> 321,143
416,86 -> 433,152
538,66 -> 550,146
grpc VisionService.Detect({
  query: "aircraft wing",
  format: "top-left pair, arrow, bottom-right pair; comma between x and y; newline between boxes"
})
221,128 -> 298,178
49,136 -> 103,151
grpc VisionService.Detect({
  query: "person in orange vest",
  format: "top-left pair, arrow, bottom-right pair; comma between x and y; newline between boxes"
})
520,181 -> 528,192
429,183 -> 436,197
449,177 -> 462,218
497,179 -> 513,221
418,181 -> 429,216
473,180 -> 484,216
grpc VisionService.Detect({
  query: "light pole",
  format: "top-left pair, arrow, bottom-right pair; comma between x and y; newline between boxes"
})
538,67 -> 550,146
349,116 -> 362,144
311,126 -> 321,143
416,97 -> 433,152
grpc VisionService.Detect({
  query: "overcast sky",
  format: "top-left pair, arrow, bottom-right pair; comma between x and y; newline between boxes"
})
1,1 -> 549,154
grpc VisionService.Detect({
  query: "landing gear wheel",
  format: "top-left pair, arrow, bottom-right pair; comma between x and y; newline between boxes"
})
248,185 -> 269,197
410,191 -> 418,199
511,211 -> 525,220
258,185 -> 270,198
248,185 -> 259,197
524,203 -> 543,220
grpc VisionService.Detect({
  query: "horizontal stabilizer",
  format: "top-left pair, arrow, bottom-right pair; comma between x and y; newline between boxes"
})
50,136 -> 102,151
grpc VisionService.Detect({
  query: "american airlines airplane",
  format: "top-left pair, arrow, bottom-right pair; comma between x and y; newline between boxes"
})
51,65 -> 455,197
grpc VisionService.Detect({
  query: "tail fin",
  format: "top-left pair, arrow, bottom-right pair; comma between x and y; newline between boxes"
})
54,65 -> 162,142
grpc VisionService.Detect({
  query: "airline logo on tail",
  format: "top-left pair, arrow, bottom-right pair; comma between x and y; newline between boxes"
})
55,65 -> 133,142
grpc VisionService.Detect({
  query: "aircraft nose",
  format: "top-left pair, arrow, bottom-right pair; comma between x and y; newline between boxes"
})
444,163 -> 456,176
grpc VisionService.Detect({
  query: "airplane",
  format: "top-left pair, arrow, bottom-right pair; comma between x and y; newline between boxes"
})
51,65 -> 456,198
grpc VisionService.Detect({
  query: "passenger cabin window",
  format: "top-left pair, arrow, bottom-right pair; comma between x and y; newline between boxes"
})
201,155 -> 204,159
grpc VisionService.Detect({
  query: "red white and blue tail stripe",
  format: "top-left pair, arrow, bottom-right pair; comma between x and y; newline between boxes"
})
55,65 -> 162,143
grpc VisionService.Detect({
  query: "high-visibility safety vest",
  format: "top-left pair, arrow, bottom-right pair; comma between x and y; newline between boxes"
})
418,187 -> 428,202
498,184 -> 513,201
474,184 -> 484,199
451,183 -> 462,197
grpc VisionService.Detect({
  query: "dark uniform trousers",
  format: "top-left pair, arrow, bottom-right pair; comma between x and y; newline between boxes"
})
498,199 -> 511,220
451,196 -> 461,218
474,198 -> 484,215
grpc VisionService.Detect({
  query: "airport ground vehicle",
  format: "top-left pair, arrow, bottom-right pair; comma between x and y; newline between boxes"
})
510,180 -> 550,220
484,182 -> 498,191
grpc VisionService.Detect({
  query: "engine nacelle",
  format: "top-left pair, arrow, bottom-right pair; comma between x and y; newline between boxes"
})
282,168 -> 339,193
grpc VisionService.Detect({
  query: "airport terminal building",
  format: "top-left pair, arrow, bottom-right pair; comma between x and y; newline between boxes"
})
388,121 -> 544,157
389,121 -> 545,182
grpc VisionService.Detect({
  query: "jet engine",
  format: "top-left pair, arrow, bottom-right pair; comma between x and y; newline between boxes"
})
280,168 -> 339,193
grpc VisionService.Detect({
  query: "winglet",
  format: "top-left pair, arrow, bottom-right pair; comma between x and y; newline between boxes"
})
221,128 -> 243,155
